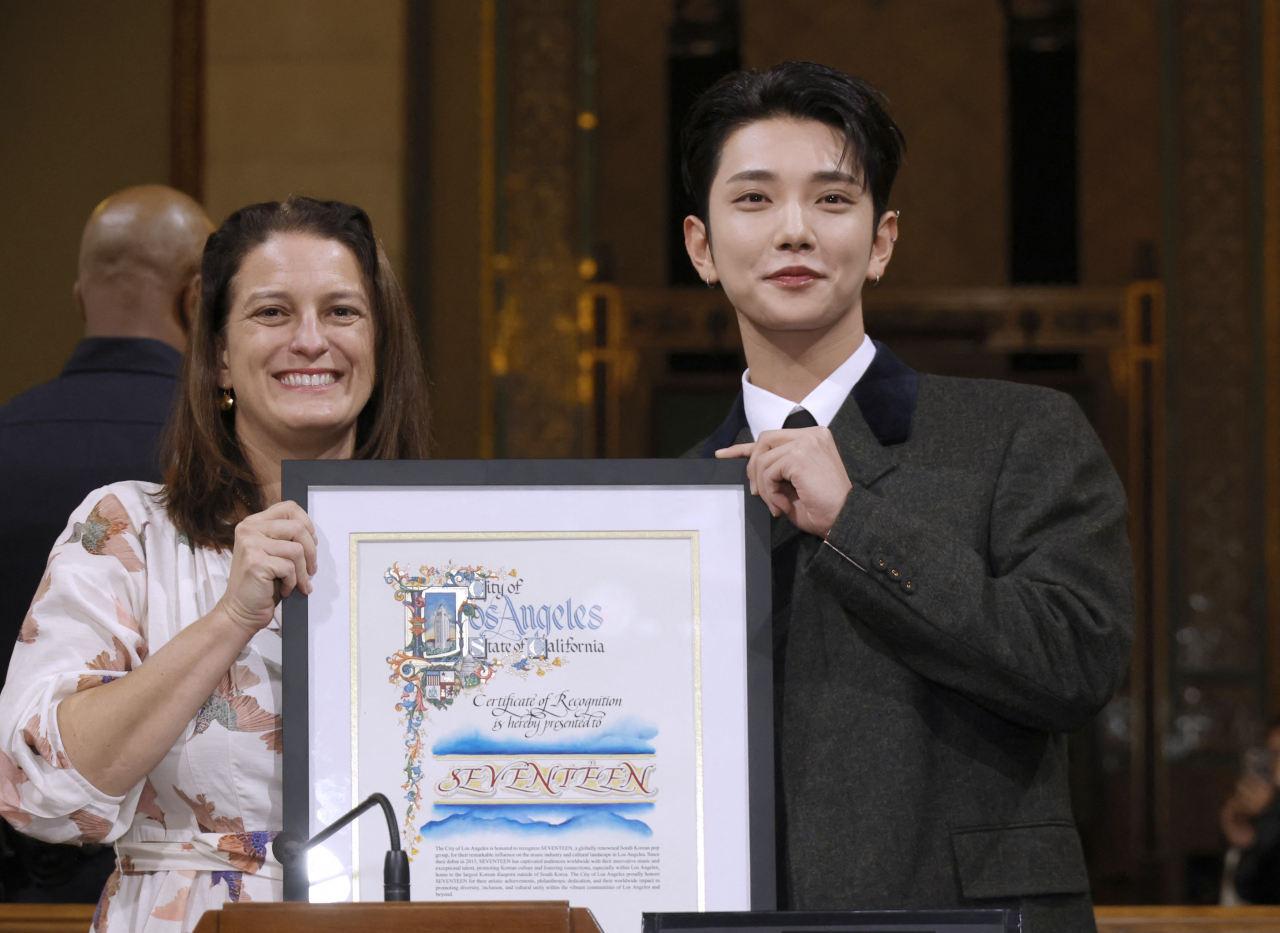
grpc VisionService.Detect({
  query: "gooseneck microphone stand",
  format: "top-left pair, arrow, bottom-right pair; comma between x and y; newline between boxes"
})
272,792 -> 410,901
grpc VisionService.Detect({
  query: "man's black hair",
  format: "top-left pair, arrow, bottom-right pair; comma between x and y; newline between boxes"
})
680,60 -> 906,234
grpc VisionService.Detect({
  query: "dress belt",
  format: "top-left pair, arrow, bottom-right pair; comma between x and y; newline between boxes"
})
115,832 -> 283,880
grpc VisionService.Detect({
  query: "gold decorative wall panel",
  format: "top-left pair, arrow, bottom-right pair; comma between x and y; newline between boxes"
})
204,0 -> 408,268
490,0 -> 585,458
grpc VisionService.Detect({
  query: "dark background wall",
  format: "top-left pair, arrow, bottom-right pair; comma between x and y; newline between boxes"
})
0,3 -> 171,406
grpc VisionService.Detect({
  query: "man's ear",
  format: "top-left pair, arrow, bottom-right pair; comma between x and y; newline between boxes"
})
867,210 -> 899,284
175,275 -> 199,334
73,282 -> 86,322
683,215 -> 718,285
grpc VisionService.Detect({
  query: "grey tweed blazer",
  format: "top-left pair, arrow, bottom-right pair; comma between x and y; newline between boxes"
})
687,342 -> 1133,933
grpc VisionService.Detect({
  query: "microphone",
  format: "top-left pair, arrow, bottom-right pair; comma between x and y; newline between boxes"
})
272,792 -> 410,902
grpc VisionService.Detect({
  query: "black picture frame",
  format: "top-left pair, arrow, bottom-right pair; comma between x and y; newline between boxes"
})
280,458 -> 775,908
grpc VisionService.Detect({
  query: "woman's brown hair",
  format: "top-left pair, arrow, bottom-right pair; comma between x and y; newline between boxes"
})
157,196 -> 431,549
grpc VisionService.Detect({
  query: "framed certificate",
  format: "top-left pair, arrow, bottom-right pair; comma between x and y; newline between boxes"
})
281,459 -> 775,931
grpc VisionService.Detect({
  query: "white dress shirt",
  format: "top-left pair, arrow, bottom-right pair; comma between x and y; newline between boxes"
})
741,334 -> 876,440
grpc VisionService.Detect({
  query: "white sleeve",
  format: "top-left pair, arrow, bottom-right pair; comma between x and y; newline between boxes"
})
0,487 -> 152,844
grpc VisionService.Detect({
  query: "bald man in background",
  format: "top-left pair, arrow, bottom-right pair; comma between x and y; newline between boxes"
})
0,185 -> 210,902
0,184 -> 210,681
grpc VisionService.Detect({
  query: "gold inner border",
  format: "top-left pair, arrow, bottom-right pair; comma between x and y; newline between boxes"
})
347,530 -> 704,908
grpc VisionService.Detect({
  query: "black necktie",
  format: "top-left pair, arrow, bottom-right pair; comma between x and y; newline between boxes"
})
772,406 -> 816,908
781,407 -> 818,430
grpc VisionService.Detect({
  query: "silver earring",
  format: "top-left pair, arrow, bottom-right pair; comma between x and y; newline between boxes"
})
875,275 -> 881,286
705,276 -> 716,289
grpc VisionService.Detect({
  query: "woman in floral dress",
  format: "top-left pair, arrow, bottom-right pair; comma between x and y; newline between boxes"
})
0,197 -> 431,931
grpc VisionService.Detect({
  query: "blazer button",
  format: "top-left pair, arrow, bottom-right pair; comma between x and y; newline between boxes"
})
875,555 -> 889,572
901,579 -> 916,595
888,568 -> 901,580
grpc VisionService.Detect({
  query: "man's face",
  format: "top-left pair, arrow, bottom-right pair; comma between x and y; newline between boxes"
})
684,117 -> 895,336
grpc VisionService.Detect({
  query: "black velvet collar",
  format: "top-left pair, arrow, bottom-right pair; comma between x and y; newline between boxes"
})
699,340 -> 919,458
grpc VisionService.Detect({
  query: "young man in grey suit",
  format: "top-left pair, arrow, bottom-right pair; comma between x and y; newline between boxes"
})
682,62 -> 1133,932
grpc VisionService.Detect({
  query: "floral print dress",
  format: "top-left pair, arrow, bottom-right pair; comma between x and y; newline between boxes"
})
0,482 -> 283,931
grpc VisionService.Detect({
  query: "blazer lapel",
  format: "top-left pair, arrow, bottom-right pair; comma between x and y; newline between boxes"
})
854,340 -> 919,447
831,397 -> 898,488
832,340 -> 919,488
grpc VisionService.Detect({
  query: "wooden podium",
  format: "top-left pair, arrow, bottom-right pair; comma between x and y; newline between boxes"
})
190,900 -> 604,933
3,904 -> 1280,932
187,904 -> 1280,933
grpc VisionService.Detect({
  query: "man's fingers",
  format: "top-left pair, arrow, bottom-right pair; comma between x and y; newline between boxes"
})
729,428 -> 832,507
748,440 -> 792,481
752,441 -> 799,487
754,451 -> 804,519
717,428 -> 817,460
746,437 -> 799,505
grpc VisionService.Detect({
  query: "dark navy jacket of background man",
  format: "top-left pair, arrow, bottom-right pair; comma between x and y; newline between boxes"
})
0,337 -> 181,688
689,342 -> 1134,933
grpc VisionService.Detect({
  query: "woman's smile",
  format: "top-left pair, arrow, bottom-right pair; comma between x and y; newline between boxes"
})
275,369 -> 339,388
